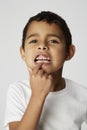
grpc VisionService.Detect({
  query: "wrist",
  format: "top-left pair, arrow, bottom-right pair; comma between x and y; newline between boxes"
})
31,93 -> 46,106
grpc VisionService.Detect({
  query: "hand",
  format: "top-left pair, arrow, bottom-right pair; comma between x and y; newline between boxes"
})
28,64 -> 53,99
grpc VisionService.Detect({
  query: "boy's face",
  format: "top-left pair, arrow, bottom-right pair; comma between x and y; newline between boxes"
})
20,21 -> 69,74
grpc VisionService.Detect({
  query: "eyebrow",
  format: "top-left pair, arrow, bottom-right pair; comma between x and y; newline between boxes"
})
47,34 -> 63,40
26,34 -> 39,39
27,33 -> 63,40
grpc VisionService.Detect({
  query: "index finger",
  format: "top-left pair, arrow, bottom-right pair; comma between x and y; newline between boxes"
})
32,63 -> 43,75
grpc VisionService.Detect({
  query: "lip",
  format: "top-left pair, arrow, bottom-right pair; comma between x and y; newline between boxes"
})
34,53 -> 51,64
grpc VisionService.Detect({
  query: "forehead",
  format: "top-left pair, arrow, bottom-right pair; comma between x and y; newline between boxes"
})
26,21 -> 64,37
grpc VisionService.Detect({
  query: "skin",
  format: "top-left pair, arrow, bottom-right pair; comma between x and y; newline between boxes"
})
9,21 -> 75,130
22,21 -> 68,73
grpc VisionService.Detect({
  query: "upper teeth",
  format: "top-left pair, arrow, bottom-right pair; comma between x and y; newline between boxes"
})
35,55 -> 50,61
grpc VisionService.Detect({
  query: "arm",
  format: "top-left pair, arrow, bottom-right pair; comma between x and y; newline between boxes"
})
9,64 -> 53,130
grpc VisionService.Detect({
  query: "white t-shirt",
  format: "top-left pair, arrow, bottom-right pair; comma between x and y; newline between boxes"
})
4,78 -> 87,130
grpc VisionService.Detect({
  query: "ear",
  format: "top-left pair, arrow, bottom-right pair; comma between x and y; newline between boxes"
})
65,44 -> 76,61
20,46 -> 25,61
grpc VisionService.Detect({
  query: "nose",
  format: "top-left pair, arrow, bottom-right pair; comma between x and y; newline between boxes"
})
38,44 -> 48,50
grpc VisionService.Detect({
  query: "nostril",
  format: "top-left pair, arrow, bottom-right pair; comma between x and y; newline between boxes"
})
43,47 -> 46,50
38,47 -> 47,50
38,46 -> 48,50
38,47 -> 41,49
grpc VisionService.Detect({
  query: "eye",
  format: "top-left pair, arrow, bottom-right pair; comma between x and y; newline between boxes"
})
48,39 -> 59,44
29,39 -> 38,44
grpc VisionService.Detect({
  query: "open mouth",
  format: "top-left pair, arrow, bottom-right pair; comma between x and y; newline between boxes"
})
34,54 -> 51,64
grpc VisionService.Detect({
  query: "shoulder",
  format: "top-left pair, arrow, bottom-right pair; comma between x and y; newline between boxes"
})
7,79 -> 31,99
66,78 -> 87,91
9,79 -> 30,90
65,78 -> 87,102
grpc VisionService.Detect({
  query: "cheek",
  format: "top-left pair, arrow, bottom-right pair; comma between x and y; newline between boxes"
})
24,51 -> 32,63
52,49 -> 66,70
53,48 -> 66,59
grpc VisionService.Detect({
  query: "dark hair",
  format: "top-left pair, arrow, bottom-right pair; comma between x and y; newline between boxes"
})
22,11 -> 72,50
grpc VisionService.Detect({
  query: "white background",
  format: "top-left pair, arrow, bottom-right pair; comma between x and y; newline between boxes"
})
0,0 -> 87,130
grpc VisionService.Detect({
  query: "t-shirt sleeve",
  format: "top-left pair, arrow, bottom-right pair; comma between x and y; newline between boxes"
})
4,84 -> 26,130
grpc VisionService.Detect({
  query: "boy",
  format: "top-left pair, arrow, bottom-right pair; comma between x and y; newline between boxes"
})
4,11 -> 87,130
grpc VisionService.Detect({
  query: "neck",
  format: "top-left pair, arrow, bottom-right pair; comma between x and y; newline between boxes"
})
51,68 -> 65,92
